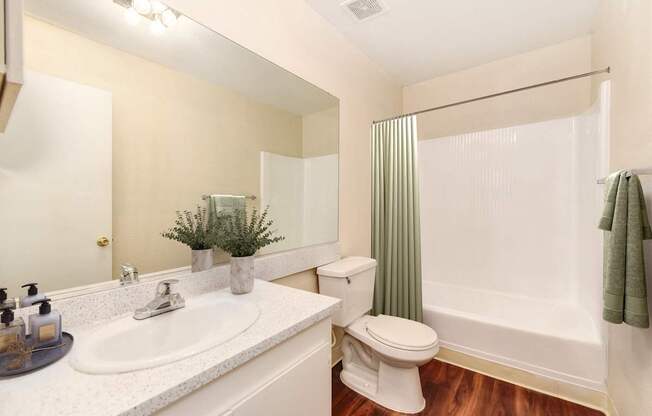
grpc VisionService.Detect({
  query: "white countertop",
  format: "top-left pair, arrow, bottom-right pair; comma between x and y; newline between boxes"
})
0,281 -> 340,416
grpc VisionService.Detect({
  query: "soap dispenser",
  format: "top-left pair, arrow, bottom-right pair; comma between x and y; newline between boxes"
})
20,283 -> 45,307
0,307 -> 26,356
29,299 -> 61,348
0,288 -> 16,310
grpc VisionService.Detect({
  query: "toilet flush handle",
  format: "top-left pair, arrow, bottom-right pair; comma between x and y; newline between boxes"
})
346,277 -> 351,284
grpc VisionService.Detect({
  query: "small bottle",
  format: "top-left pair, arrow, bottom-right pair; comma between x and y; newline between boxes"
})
29,299 -> 62,349
20,283 -> 45,307
0,307 -> 26,356
0,288 -> 16,310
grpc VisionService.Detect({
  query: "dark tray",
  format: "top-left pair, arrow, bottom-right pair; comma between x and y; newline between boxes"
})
0,332 -> 73,377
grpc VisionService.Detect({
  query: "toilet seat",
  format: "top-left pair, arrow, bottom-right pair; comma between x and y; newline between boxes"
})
366,315 -> 438,351
345,315 -> 439,365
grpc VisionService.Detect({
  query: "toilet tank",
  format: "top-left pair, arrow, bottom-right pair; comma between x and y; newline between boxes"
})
317,257 -> 377,327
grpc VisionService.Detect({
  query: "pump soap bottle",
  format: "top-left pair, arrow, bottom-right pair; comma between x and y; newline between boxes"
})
29,299 -> 61,348
20,283 -> 45,307
0,288 -> 16,310
0,307 -> 26,355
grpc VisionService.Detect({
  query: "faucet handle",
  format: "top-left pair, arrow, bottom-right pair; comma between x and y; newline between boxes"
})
120,263 -> 139,285
157,279 -> 179,296
121,263 -> 136,273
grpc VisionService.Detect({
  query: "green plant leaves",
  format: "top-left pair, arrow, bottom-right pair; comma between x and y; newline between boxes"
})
161,206 -> 221,250
218,206 -> 284,257
162,205 -> 284,256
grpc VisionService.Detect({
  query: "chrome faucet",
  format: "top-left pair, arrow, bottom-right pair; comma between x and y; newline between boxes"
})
133,279 -> 185,320
120,263 -> 139,285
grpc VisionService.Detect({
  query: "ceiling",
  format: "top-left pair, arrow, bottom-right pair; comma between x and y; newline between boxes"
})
24,0 -> 338,115
306,0 -> 599,85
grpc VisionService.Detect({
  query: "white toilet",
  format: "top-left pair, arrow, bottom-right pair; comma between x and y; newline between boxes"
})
318,257 -> 439,414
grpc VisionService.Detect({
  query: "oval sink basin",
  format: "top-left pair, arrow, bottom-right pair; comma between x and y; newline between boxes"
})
69,292 -> 260,374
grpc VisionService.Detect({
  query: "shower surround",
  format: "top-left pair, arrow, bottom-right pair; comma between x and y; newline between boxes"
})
418,84 -> 610,390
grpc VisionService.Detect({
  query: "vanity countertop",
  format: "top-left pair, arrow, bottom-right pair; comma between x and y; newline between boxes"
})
0,280 -> 340,416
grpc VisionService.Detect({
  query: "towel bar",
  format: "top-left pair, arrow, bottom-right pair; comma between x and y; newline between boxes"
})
597,169 -> 652,184
201,194 -> 257,200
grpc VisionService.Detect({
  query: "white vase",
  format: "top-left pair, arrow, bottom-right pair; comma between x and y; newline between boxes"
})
230,255 -> 255,294
191,249 -> 214,272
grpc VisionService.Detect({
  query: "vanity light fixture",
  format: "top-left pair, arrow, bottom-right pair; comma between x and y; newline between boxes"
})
114,0 -> 180,34
160,8 -> 178,28
132,0 -> 152,15
150,1 -> 167,14
149,18 -> 166,35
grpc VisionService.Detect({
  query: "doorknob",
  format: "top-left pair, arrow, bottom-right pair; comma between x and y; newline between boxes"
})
97,236 -> 111,247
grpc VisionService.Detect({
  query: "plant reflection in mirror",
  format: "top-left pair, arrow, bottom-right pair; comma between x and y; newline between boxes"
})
161,206 -> 221,250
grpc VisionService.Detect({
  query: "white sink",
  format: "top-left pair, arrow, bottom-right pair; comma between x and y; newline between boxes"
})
69,292 -> 260,374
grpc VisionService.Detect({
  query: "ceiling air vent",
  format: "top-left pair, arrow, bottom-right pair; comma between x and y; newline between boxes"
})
341,0 -> 388,22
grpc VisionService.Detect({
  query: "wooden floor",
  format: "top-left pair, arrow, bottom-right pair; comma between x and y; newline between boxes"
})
332,360 -> 604,416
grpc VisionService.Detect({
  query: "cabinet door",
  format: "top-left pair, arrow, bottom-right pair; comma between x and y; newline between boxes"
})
155,319 -> 332,416
231,343 -> 331,416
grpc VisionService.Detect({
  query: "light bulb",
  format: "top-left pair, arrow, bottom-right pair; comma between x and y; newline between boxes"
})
133,0 -> 152,15
125,7 -> 140,25
160,9 -> 178,27
150,1 -> 167,14
149,18 -> 165,35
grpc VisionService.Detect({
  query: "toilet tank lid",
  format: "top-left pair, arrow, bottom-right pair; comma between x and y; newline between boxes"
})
317,257 -> 377,278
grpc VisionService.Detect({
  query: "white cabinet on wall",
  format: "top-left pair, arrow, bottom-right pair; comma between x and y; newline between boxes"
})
157,319 -> 332,416
0,0 -> 24,132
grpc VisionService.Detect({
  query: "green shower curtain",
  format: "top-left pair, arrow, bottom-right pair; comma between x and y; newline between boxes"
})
372,115 -> 423,322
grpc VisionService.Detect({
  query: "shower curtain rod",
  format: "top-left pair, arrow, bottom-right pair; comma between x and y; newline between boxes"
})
372,67 -> 611,125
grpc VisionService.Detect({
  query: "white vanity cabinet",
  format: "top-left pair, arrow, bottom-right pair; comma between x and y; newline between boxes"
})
157,319 -> 332,416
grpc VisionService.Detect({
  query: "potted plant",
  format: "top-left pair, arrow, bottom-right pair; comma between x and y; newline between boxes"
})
162,206 -> 220,272
218,206 -> 284,294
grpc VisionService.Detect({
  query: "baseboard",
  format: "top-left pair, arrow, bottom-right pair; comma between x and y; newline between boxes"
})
605,395 -> 620,416
436,346 -> 608,414
438,340 -> 606,392
331,356 -> 342,368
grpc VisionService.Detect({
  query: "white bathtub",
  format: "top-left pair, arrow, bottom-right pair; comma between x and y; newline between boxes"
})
422,281 -> 606,390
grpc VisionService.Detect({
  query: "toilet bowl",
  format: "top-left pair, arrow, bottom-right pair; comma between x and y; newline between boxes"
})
341,314 -> 439,413
317,257 -> 439,414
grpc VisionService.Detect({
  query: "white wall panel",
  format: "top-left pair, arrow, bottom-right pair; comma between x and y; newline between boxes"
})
419,115 -> 601,302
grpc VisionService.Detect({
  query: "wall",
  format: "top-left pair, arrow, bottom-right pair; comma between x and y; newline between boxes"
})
403,36 -> 593,140
24,16 -> 305,277
591,1 -> 652,415
419,117 -> 575,301
302,106 -> 339,157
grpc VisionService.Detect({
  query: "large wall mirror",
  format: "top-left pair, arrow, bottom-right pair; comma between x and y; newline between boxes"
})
0,0 -> 339,295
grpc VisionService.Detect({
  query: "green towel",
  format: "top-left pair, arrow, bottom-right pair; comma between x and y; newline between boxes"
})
599,171 -> 652,328
208,195 -> 246,218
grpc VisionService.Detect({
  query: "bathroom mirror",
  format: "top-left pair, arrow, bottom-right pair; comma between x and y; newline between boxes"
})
0,0 -> 339,296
